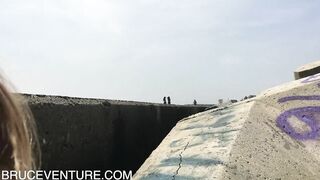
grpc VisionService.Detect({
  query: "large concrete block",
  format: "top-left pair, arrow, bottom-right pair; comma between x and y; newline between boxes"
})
134,73 -> 320,179
23,95 -> 210,172
294,60 -> 320,80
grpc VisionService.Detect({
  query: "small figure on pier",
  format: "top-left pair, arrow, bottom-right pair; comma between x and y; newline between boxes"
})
163,96 -> 167,104
167,96 -> 171,104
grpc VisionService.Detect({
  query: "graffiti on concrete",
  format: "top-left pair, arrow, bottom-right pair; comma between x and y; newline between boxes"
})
277,95 -> 320,140
278,95 -> 320,103
276,106 -> 320,140
301,73 -> 320,83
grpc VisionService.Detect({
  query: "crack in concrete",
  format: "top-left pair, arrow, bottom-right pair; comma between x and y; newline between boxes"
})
172,141 -> 190,180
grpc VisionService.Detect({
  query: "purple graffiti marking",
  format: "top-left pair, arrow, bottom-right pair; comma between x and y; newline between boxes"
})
301,73 -> 320,83
277,96 -> 320,140
276,106 -> 320,140
278,95 -> 320,103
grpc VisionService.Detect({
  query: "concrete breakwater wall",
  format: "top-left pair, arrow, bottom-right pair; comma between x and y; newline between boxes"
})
134,72 -> 320,179
23,94 -> 210,172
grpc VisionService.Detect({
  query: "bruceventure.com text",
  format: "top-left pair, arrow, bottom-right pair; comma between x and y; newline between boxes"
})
0,170 -> 132,180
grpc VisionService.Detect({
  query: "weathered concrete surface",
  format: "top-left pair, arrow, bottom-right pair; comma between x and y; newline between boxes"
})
294,60 -> 320,80
24,95 -> 210,172
134,73 -> 320,179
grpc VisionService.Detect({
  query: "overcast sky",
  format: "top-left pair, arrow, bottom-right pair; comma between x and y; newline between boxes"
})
0,0 -> 319,104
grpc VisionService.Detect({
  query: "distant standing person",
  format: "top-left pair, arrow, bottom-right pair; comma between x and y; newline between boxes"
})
163,96 -> 167,104
193,99 -> 197,105
167,96 -> 171,104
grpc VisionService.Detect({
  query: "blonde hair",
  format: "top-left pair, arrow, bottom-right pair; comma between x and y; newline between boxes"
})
0,76 -> 40,170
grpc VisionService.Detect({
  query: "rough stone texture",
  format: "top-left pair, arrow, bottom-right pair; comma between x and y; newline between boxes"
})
134,73 -> 320,179
294,60 -> 320,80
22,94 -> 210,172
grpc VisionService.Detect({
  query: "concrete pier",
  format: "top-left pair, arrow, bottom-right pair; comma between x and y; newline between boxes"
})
22,94 -> 210,172
134,73 -> 320,179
